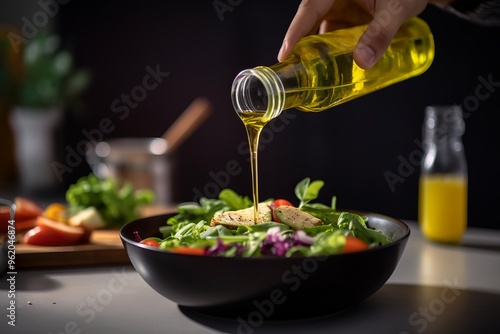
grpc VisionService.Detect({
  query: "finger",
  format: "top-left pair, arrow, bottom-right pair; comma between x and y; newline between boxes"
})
278,0 -> 337,62
353,14 -> 403,69
319,2 -> 371,32
320,19 -> 349,32
319,14 -> 371,32
353,4 -> 427,69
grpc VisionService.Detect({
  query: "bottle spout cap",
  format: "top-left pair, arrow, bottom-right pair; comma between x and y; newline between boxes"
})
231,66 -> 285,122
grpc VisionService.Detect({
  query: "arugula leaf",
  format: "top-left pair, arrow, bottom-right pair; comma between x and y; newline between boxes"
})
337,212 -> 390,246
301,224 -> 335,236
242,232 -> 268,257
159,236 -> 180,249
338,212 -> 368,229
245,222 -> 288,233
200,225 -> 234,238
295,177 -> 325,207
301,203 -> 342,225
167,198 -> 228,227
218,188 -> 252,210
159,225 -> 173,238
309,230 -> 346,256
331,196 -> 337,210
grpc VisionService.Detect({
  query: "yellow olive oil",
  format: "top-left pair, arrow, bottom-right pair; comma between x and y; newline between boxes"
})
238,112 -> 267,223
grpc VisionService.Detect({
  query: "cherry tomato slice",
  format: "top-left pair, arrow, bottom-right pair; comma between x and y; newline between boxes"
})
1,197 -> 43,233
169,246 -> 205,256
14,197 -> 43,220
0,208 -> 37,233
269,199 -> 294,222
24,216 -> 86,246
343,236 -> 369,253
140,238 -> 160,247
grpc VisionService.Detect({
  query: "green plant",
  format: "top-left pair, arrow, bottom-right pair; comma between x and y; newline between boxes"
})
16,30 -> 91,111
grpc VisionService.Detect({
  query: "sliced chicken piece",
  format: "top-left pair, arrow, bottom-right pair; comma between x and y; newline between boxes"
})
210,203 -> 272,227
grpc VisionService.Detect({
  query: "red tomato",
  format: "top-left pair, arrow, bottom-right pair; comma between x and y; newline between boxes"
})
24,216 -> 86,246
0,197 -> 43,233
14,197 -> 43,221
169,246 -> 205,256
343,236 -> 369,253
140,238 -> 160,247
269,199 -> 294,222
23,227 -> 44,244
13,218 -> 38,232
0,206 -> 14,234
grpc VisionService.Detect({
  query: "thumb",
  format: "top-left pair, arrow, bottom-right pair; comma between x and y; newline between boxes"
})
353,14 -> 405,69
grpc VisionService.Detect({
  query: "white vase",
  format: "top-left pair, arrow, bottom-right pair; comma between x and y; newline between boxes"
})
9,107 -> 63,191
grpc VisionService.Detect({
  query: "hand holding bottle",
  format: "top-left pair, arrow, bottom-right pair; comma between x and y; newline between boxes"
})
277,0 -> 450,69
233,17 -> 434,122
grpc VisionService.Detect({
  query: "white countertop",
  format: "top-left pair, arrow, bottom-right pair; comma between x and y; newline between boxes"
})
1,222 -> 499,334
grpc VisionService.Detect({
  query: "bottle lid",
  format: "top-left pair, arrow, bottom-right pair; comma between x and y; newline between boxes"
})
424,105 -> 465,137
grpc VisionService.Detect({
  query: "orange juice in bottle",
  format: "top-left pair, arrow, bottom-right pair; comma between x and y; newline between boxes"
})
418,105 -> 468,243
419,174 -> 467,243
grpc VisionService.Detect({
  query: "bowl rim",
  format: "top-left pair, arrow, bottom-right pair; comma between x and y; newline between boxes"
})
119,210 -> 411,259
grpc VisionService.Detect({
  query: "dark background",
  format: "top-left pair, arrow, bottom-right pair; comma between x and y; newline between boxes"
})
5,0 -> 500,229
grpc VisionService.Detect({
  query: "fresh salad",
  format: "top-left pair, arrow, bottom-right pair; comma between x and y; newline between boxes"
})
66,174 -> 155,228
12,174 -> 155,247
134,178 -> 391,257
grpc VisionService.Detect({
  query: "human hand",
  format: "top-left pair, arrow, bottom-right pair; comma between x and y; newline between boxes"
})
278,0 -> 444,69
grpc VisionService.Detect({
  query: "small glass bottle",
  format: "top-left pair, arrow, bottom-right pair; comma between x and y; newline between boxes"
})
418,105 -> 468,244
231,17 -> 435,123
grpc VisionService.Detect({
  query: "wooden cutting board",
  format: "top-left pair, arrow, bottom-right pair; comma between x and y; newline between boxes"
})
15,205 -> 176,269
16,229 -> 128,268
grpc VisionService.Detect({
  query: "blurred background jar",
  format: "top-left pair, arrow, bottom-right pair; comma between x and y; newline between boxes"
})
419,105 -> 468,243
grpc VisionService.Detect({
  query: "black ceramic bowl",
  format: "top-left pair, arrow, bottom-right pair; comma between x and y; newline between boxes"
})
120,212 -> 410,319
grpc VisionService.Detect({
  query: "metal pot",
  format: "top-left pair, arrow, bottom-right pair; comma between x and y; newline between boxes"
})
85,137 -> 173,205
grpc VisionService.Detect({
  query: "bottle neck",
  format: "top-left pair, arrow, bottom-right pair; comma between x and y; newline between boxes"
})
231,66 -> 286,123
422,105 -> 467,175
423,105 -> 465,145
